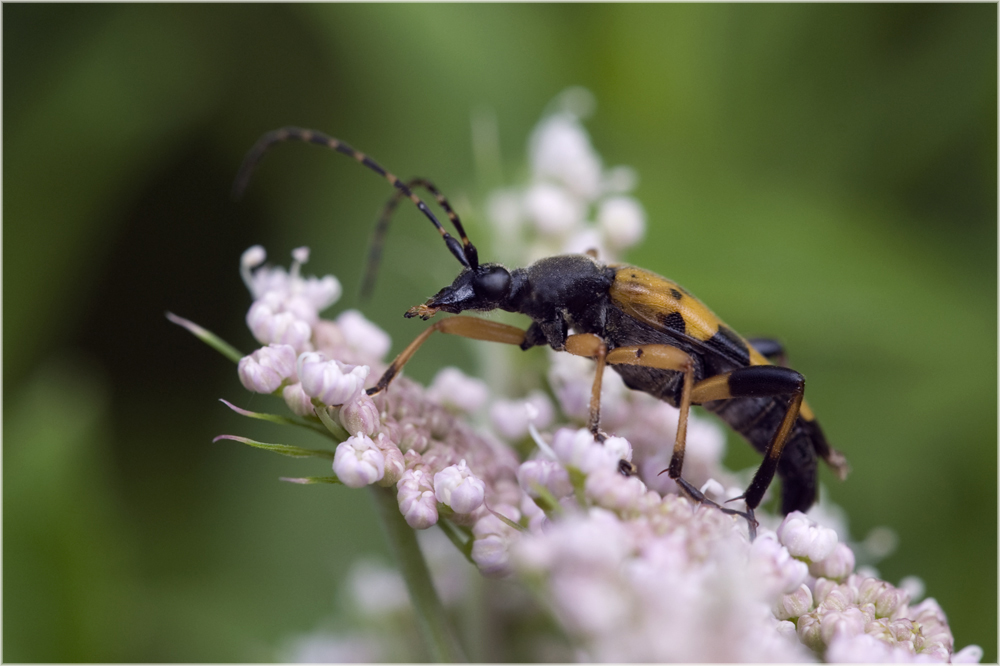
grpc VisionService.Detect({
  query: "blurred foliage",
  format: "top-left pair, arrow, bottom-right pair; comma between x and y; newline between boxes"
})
3,4 -> 995,662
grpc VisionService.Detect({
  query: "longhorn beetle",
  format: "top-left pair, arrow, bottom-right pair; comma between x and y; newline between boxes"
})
234,127 -> 849,539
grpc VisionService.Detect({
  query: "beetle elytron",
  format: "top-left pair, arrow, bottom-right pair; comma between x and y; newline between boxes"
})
234,127 -> 849,538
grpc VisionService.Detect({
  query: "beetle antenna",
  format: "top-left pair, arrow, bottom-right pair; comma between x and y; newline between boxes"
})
233,127 -> 477,270
360,177 -> 477,299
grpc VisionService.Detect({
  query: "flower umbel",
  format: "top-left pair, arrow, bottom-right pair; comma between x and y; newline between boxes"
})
178,93 -> 978,663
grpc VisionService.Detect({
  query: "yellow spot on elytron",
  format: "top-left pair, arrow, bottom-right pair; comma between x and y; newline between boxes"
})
609,265 -> 728,343
608,264 -> 819,425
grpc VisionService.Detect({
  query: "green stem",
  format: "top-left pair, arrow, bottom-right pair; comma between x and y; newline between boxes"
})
369,486 -> 467,662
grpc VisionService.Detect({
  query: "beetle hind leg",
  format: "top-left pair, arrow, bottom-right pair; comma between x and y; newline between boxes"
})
600,343 -> 759,537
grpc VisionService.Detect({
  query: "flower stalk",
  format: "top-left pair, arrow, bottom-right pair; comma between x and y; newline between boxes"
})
369,484 -> 468,663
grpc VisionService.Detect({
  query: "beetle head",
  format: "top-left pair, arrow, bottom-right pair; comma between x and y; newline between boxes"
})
405,264 -> 512,320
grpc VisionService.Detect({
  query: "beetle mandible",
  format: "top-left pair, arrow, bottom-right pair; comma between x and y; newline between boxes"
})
234,127 -> 850,539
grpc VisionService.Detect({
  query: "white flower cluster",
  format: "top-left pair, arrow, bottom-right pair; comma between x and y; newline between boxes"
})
486,88 -> 646,266
231,93 -> 978,663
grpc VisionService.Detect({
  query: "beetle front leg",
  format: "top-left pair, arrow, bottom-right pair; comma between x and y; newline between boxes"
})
368,316 -> 527,395
563,333 -> 609,440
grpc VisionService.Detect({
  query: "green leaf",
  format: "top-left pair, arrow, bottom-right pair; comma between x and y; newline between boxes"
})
487,505 -> 526,533
213,434 -> 335,459
526,483 -> 563,516
218,399 -> 331,438
315,405 -> 350,439
279,476 -> 342,485
166,311 -> 243,363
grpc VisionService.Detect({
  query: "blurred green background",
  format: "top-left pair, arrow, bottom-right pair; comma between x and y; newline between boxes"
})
4,4 -> 995,662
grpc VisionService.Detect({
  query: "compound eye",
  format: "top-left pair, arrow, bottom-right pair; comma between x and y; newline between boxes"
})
473,266 -> 511,301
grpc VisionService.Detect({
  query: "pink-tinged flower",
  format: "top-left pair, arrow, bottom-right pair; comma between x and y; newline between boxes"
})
952,645 -> 985,663
427,367 -> 489,413
333,434 -> 385,488
597,195 -> 646,250
374,434 -> 404,488
777,511 -> 838,562
773,583 -> 813,621
517,459 -> 572,501
237,344 -> 297,394
433,460 -> 486,514
335,309 -> 391,365
748,533 -> 809,596
551,428 -> 621,474
584,467 -> 647,512
396,469 -> 438,529
281,382 -> 315,416
339,394 -> 381,437
297,352 -> 369,406
471,505 -> 521,577
240,244 -> 267,281
809,541 -> 856,581
824,632 -> 909,663
246,300 -> 313,352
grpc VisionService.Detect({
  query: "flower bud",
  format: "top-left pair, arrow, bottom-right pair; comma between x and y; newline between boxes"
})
246,297 -> 314,352
774,584 -> 813,621
242,244 -> 267,266
396,469 -> 438,529
748,533 -> 809,596
434,460 -> 486,514
340,394 -> 381,436
552,428 -> 619,474
602,435 -> 632,463
818,606 -> 867,645
237,344 -> 297,393
809,542 -> 855,581
298,352 -> 369,406
397,421 -> 429,453
333,434 -> 385,488
375,434 -> 405,487
777,511 -> 838,562
471,507 -> 521,578
282,382 -> 315,416
585,467 -> 646,512
517,459 -> 572,500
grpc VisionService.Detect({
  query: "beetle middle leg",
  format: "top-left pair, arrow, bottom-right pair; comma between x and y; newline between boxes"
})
600,343 -> 762,537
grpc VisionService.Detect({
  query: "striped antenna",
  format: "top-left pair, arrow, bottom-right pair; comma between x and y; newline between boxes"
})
360,178 -> 475,298
233,127 -> 478,271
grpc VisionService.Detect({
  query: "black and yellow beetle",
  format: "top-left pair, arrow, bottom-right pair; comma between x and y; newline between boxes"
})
235,127 -> 849,538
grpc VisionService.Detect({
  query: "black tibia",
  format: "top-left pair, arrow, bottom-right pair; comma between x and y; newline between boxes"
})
701,366 -> 810,513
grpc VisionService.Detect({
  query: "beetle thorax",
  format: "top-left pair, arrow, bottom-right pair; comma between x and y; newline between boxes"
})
507,254 -> 616,328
